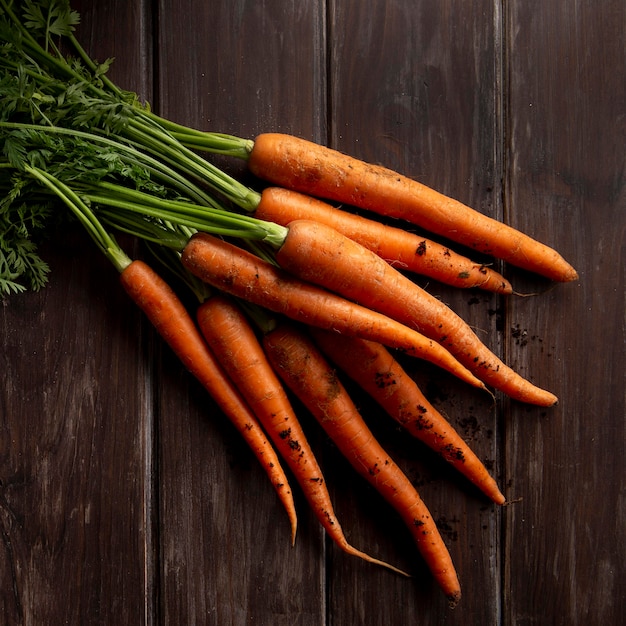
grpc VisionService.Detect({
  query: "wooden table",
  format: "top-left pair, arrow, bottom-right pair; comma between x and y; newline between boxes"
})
2,1 -> 624,624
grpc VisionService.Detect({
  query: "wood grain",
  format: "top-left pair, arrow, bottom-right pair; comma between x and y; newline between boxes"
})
1,1 -> 624,624
1,2 -> 155,623
154,2 -> 328,624
504,2 -> 625,624
325,1 -> 503,623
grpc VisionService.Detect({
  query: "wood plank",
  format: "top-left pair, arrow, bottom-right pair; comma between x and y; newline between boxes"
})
505,0 -> 626,623
325,1 -> 504,622
0,2 -> 155,624
154,1 -> 328,623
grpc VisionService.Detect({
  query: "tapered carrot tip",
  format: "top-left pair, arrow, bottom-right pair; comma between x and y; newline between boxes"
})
534,389 -> 558,406
494,490 -> 506,506
447,590 -> 462,609
557,260 -> 578,282
345,544 -> 410,577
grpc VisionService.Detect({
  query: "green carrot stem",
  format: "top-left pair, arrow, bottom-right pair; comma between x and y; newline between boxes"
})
24,165 -> 131,272
123,118 -> 260,211
144,115 -> 254,158
0,121 -> 218,207
81,182 -> 286,246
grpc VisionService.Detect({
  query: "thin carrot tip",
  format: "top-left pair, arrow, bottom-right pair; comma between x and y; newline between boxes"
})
348,546 -> 410,577
447,591 -> 462,609
375,559 -> 411,578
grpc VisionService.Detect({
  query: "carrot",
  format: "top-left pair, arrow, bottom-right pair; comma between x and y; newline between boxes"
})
310,329 -> 505,505
195,294 -> 408,576
274,219 -> 558,407
263,323 -> 462,606
180,232 -> 485,390
254,186 -> 512,293
246,133 -> 578,282
118,260 -> 298,542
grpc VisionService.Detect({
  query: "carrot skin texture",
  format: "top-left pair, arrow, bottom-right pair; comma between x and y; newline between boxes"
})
118,260 -> 298,540
196,294 -> 408,575
311,329 -> 505,505
275,220 -> 558,407
263,324 -> 462,606
255,186 -> 512,294
181,232 -> 485,390
247,133 -> 578,282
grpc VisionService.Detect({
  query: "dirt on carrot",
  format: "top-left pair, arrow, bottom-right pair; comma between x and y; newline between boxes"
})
273,219 -> 558,407
310,328 -> 505,504
196,293 -> 408,575
254,186 -> 512,293
181,232 -> 486,390
119,260 -> 298,539
263,323 -> 462,606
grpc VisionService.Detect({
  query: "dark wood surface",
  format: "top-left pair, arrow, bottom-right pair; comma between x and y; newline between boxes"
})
1,1 -> 624,624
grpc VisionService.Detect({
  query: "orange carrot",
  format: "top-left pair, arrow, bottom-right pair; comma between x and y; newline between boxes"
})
118,260 -> 297,541
310,329 -> 505,505
254,186 -> 512,293
246,133 -> 578,282
195,294 -> 408,575
181,232 -> 485,390
263,323 -> 461,606
274,219 -> 558,407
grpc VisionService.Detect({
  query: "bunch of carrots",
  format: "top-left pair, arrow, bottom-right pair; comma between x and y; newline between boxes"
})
0,1 -> 578,608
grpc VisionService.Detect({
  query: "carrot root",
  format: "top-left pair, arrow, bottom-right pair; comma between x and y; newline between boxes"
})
196,294 -> 407,575
119,260 -> 298,541
263,324 -> 461,603
311,328 -> 506,505
248,133 -> 578,282
274,219 -> 558,407
255,186 -> 512,294
181,232 -> 486,390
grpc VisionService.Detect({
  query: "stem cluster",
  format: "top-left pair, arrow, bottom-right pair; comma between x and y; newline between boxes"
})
0,0 -> 283,295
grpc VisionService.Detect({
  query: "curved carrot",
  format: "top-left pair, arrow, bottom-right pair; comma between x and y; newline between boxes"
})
310,329 -> 505,505
118,260 -> 297,541
246,133 -> 578,282
263,323 -> 461,606
196,294 -> 408,576
180,232 -> 485,390
254,186 -> 512,293
274,219 -> 558,407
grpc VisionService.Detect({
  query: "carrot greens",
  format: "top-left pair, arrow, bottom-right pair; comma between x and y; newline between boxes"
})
0,0 -> 280,294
